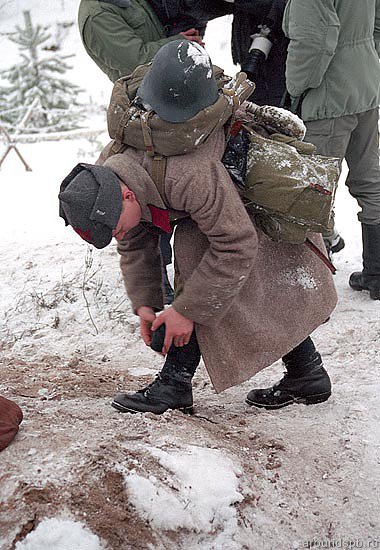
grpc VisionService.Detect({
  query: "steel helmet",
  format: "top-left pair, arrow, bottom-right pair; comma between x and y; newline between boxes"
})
137,39 -> 219,123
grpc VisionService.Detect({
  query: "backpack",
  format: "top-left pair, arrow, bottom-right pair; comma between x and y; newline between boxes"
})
107,63 -> 252,157
105,64 -> 339,266
241,124 -> 339,245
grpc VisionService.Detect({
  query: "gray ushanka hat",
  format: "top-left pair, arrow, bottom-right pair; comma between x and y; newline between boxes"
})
58,163 -> 122,249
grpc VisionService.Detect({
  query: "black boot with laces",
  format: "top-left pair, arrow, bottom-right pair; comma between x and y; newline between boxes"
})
112,362 -> 194,414
112,330 -> 200,414
246,339 -> 331,410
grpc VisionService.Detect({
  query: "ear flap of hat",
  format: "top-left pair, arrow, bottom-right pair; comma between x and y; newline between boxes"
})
58,163 -> 123,249
59,163 -> 90,225
85,164 -> 123,229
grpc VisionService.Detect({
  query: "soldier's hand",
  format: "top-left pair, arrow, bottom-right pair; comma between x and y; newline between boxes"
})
151,307 -> 194,355
180,28 -> 205,46
137,306 -> 156,346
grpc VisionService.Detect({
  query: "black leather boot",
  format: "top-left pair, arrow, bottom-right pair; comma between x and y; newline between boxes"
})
112,362 -> 194,414
246,351 -> 331,410
349,223 -> 380,300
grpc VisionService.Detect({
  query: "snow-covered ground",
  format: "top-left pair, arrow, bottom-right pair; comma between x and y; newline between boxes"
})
1,3 -> 380,550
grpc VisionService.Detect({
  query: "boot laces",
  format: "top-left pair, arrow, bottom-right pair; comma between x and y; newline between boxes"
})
273,371 -> 289,390
138,373 -> 165,397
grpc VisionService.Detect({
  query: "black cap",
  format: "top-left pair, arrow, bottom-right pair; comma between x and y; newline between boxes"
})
58,163 -> 122,249
137,39 -> 219,123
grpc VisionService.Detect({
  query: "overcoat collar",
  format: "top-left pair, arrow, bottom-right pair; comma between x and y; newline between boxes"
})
103,153 -> 172,232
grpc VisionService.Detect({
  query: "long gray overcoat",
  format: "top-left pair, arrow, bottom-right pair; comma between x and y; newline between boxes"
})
101,129 -> 338,393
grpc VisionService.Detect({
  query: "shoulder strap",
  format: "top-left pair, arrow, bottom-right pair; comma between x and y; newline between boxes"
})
151,155 -> 168,205
140,110 -> 155,156
139,111 -> 170,205
110,107 -> 137,155
305,238 -> 336,274
222,88 -> 240,137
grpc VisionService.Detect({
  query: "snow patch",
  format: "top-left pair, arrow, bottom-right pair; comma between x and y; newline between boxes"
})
15,518 -> 105,550
282,266 -> 318,289
125,445 -> 243,532
186,42 -> 213,78
128,366 -> 155,376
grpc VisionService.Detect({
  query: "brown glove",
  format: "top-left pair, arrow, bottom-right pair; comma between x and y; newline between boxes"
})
244,101 -> 306,140
0,396 -> 23,452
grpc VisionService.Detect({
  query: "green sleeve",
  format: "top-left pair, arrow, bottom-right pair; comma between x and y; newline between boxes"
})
283,0 -> 340,98
83,11 -> 182,79
374,0 -> 380,56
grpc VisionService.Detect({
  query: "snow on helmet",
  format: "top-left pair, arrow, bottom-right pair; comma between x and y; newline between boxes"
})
137,39 -> 219,123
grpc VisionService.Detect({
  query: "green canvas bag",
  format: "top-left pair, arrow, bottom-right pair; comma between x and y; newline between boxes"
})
242,127 -> 340,245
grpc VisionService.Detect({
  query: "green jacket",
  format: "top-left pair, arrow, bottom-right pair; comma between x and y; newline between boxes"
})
283,0 -> 380,121
78,0 -> 182,82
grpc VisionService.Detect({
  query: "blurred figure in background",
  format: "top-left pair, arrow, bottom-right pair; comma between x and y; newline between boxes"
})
284,0 -> 380,299
187,0 -> 288,106
78,0 -> 207,81
230,0 -> 289,107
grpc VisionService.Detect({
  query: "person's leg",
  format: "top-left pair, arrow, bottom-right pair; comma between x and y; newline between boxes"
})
344,108 -> 380,226
344,109 -> 380,300
349,224 -> 380,300
246,336 -> 331,409
160,232 -> 175,305
112,330 -> 201,414
305,116 -> 356,255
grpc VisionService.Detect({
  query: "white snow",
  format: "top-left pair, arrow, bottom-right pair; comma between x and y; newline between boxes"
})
282,266 -> 318,290
15,518 -> 105,550
186,42 -> 213,78
125,445 -> 243,531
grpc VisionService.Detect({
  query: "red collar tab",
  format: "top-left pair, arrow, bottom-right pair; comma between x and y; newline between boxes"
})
229,120 -> 243,137
309,182 -> 332,196
148,205 -> 172,233
73,227 -> 93,243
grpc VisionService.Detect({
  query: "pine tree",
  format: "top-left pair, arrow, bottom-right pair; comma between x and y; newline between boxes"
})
0,11 -> 84,133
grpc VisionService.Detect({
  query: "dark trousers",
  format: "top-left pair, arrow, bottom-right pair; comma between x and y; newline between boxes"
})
159,232 -> 172,266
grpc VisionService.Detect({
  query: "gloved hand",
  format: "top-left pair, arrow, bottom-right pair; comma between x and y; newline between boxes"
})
245,101 -> 306,140
150,324 -> 166,353
179,28 -> 205,46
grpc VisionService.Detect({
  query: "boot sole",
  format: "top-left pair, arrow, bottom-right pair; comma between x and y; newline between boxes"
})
349,282 -> 367,292
349,284 -> 380,300
330,239 -> 345,254
111,400 -> 194,415
245,391 -> 331,410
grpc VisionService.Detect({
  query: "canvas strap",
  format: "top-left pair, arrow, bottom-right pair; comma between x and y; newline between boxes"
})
138,111 -> 169,204
140,110 -> 155,157
305,238 -> 336,274
110,108 -> 136,155
151,154 -> 168,205
222,88 -> 240,136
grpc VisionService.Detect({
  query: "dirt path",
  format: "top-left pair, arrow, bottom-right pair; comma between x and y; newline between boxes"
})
2,264 -> 380,550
